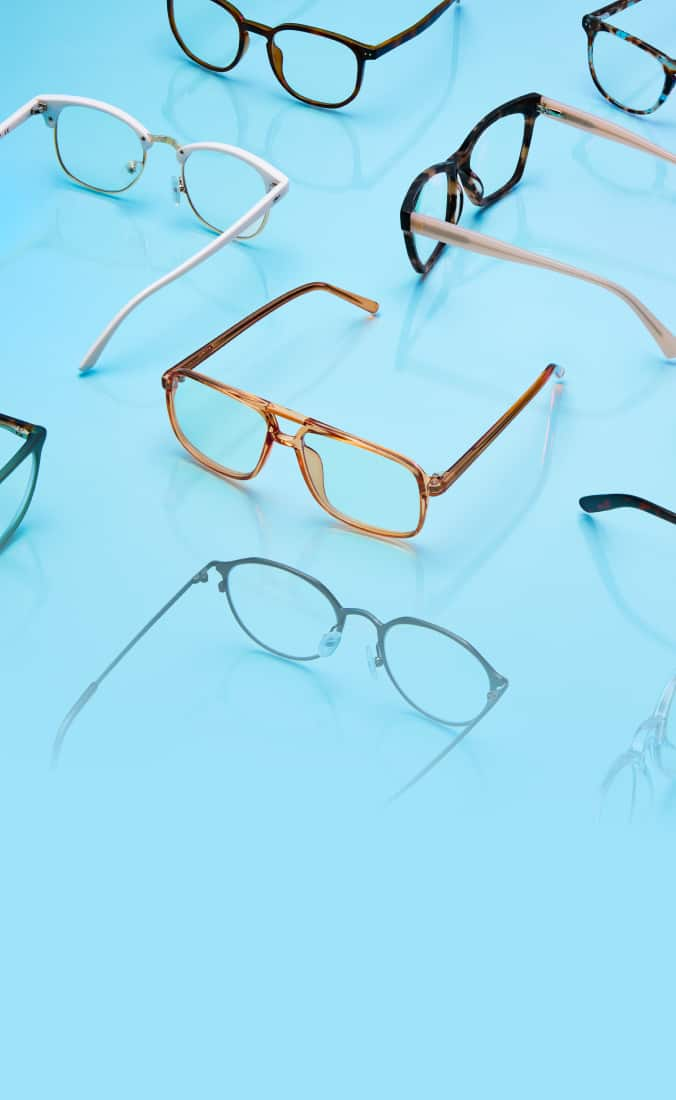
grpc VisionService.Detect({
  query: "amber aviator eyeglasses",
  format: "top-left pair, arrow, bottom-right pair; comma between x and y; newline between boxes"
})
162,283 -> 565,540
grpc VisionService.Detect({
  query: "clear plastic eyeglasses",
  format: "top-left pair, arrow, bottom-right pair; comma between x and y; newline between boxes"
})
53,557 -> 508,765
583,2 -> 675,117
601,673 -> 676,821
0,414 -> 46,552
0,94 -> 288,370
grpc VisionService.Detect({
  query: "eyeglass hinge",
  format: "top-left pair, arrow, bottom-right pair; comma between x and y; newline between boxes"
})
539,104 -> 563,119
31,101 -> 48,116
428,475 -> 445,496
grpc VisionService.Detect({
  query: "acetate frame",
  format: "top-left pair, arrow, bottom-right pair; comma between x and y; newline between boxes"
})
0,413 -> 46,552
583,1 -> 676,116
602,672 -> 676,821
162,282 -> 564,540
53,556 -> 508,764
167,0 -> 459,109
0,94 -> 288,371
400,91 -> 676,358
580,493 -> 676,526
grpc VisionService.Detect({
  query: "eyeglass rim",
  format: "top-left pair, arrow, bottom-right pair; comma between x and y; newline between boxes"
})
582,11 -> 675,116
215,558 -> 508,724
164,367 -> 430,539
0,415 -> 46,551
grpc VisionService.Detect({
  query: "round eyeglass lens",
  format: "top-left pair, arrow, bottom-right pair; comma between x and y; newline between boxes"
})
468,112 -> 527,201
412,172 -> 452,267
591,29 -> 666,112
271,29 -> 359,106
383,621 -> 491,724
301,433 -> 422,537
0,442 -> 36,549
172,374 -> 269,477
226,561 -> 340,661
55,106 -> 145,193
169,0 -> 241,69
182,149 -> 268,234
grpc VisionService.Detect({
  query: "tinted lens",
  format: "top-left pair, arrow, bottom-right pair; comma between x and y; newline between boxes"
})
172,374 -> 268,476
412,172 -> 451,266
55,106 -> 145,193
302,433 -> 422,536
170,0 -> 241,69
468,112 -> 527,200
182,149 -> 267,234
272,29 -> 359,106
591,30 -> 666,112
0,431 -> 37,548
383,622 -> 491,724
226,561 -> 339,660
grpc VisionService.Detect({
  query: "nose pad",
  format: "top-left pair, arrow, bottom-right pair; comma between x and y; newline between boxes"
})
269,41 -> 284,79
171,175 -> 185,206
460,168 -> 484,205
127,160 -> 142,177
302,445 -> 329,507
240,30 -> 250,58
318,627 -> 342,659
365,644 -> 384,680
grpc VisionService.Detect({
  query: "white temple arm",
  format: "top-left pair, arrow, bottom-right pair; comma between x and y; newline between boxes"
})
410,213 -> 676,359
0,97 -> 43,139
540,96 -> 676,166
79,178 -> 287,372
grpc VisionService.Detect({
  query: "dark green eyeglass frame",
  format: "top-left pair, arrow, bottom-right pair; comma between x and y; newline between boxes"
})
0,414 -> 46,551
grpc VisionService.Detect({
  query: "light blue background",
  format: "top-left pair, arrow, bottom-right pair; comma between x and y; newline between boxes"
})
1,1 -> 675,1095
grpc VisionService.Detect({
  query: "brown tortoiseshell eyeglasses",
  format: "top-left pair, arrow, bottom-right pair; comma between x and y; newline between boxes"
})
162,282 -> 565,540
167,0 -> 459,109
401,91 -> 676,358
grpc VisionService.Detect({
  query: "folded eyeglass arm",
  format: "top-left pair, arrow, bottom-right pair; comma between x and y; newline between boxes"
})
429,363 -> 564,494
370,0 -> 459,58
409,214 -> 676,359
588,1 -> 643,20
169,282 -> 379,374
539,95 -> 676,166
52,563 -> 218,764
580,493 -> 676,524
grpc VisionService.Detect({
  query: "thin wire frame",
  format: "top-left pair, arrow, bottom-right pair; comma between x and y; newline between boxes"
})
162,282 -> 563,540
0,414 -> 46,552
53,556 -> 509,765
167,0 -> 459,109
582,1 -> 676,116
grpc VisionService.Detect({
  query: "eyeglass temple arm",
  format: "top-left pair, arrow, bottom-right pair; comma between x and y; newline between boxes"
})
0,96 -> 45,138
539,96 -> 676,166
79,179 -> 288,373
52,563 -> 218,764
429,363 -> 563,495
168,282 -> 379,374
587,1 -> 643,19
409,214 -> 676,359
579,493 -> 676,524
369,0 -> 459,58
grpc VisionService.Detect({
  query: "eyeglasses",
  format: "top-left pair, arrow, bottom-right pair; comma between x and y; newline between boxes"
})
0,94 -> 288,371
161,282 -> 564,540
167,0 -> 459,109
583,2 -> 675,116
53,555 -> 508,763
580,493 -> 676,526
0,414 -> 46,552
602,673 -> 676,821
400,91 -> 676,358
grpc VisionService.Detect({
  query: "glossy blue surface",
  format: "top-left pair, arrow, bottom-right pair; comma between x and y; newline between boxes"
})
1,0 -> 675,1094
